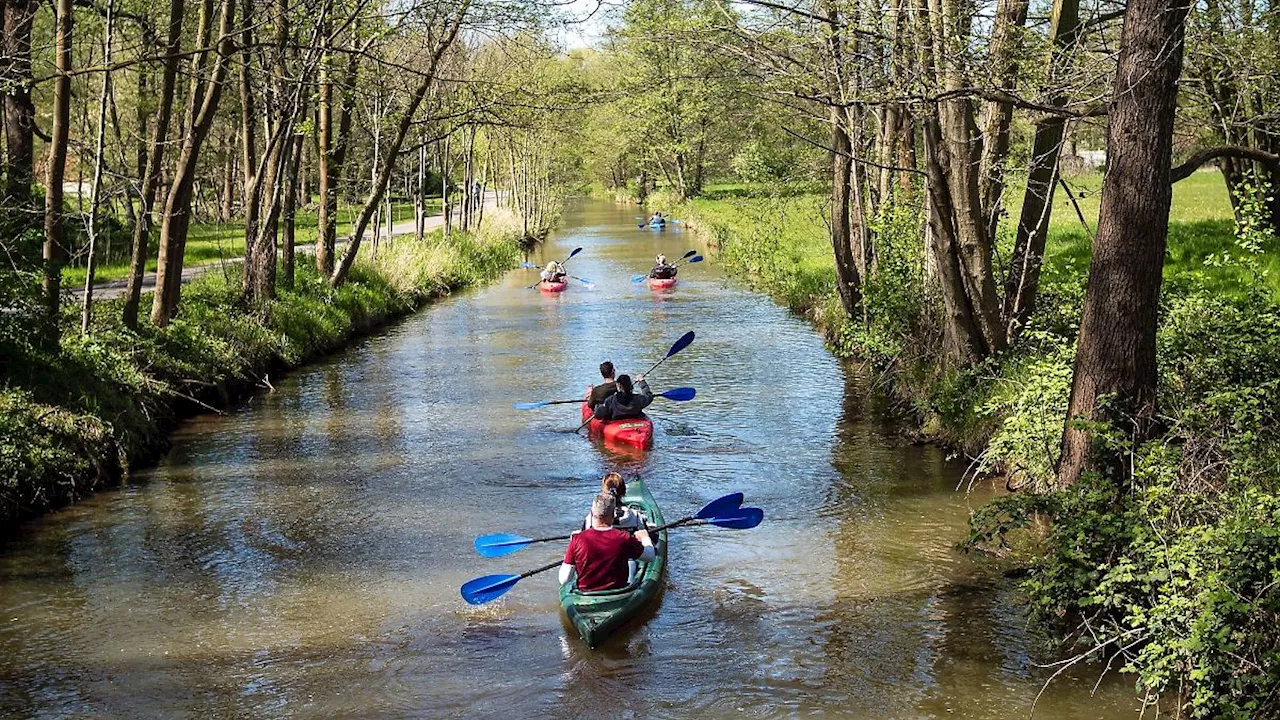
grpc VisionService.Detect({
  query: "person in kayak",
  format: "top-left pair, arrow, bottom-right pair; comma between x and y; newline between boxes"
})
650,254 -> 677,280
559,492 -> 655,591
540,260 -> 567,283
584,361 -> 617,408
592,374 -> 652,421
598,472 -> 642,530
647,211 -> 665,226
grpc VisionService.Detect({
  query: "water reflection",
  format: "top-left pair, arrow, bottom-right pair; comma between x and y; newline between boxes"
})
0,200 -> 1140,718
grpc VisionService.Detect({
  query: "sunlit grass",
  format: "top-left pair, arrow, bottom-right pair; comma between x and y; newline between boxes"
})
688,170 -> 1277,304
63,200 -> 440,287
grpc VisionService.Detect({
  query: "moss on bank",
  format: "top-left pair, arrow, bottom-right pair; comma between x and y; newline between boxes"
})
1,217 -> 521,526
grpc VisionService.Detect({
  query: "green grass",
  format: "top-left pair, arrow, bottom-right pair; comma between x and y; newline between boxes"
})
2,208 -> 522,523
683,171 -> 1278,311
62,199 -> 442,287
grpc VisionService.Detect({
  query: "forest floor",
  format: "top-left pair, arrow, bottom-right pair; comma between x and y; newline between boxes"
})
1,210 -> 523,526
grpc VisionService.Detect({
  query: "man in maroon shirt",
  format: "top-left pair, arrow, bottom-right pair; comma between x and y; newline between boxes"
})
559,493 -> 655,592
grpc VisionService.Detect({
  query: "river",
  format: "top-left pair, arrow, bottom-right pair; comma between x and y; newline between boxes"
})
0,200 -> 1139,718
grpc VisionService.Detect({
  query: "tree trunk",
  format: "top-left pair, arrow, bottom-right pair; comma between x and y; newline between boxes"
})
316,37 -> 357,275
41,0 -> 74,326
330,0 -> 470,287
914,0 -> 1006,363
830,107 -> 863,318
281,135 -> 302,289
976,0 -> 1030,238
1002,0 -> 1082,339
220,129 -> 235,220
2,0 -> 38,233
122,0 -> 184,329
150,0 -> 235,326
81,0 -> 114,334
1057,0 -> 1190,487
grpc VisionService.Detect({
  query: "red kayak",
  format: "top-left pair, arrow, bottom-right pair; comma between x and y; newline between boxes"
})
581,402 -> 654,450
539,279 -> 568,293
648,276 -> 677,289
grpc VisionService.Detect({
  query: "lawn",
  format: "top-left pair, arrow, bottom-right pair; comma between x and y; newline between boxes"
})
685,170 -> 1278,304
63,199 -> 442,287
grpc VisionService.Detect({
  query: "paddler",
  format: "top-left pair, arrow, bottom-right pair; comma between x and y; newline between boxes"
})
559,492 -> 655,592
650,254 -> 677,280
596,472 -> 642,530
584,361 -> 618,409
647,211 -> 665,226
540,260 -> 567,283
592,374 -> 652,421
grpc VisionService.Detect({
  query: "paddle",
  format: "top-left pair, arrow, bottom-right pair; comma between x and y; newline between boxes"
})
633,251 -> 698,282
474,492 -> 745,558
521,259 -> 593,289
574,387 -> 695,432
461,503 -> 765,604
461,506 -> 763,603
577,331 -> 696,431
640,330 -> 695,377
470,507 -> 765,558
516,386 -> 695,411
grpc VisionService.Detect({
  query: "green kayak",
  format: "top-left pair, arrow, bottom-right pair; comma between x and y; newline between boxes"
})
558,478 -> 668,648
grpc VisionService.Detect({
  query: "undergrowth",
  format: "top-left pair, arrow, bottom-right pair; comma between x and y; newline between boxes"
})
675,174 -> 1280,717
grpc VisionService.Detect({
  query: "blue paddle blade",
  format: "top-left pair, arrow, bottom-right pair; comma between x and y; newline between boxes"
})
666,331 -> 695,358
632,274 -> 647,283
461,573 -> 522,605
474,533 -> 535,558
695,492 -> 745,519
512,401 -> 549,410
707,507 -> 764,529
658,387 -> 696,401
682,249 -> 697,258
687,255 -> 703,263
567,247 -> 583,259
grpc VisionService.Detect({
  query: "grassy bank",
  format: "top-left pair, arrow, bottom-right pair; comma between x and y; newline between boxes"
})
1,211 -> 521,526
676,173 -> 1280,716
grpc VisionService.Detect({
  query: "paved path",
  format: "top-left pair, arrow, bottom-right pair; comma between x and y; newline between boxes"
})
80,194 -> 498,300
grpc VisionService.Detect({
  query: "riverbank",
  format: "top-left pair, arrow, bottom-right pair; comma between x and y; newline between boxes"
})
1,213 -> 522,527
671,175 -> 1280,716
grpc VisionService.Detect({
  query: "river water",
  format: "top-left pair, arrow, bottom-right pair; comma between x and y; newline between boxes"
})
0,200 -> 1139,718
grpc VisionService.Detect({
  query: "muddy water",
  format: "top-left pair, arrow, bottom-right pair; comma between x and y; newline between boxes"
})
0,200 -> 1138,718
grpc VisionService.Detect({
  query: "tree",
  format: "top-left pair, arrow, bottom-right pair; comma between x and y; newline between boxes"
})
122,0 -> 184,329
2,0 -> 39,234
330,0 -> 471,286
150,0 -> 236,326
1057,0 -> 1193,486
41,0 -> 74,325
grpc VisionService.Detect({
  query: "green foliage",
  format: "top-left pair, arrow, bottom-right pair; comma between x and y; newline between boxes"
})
0,224 -> 519,523
730,140 -> 790,184
692,175 -> 1280,714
